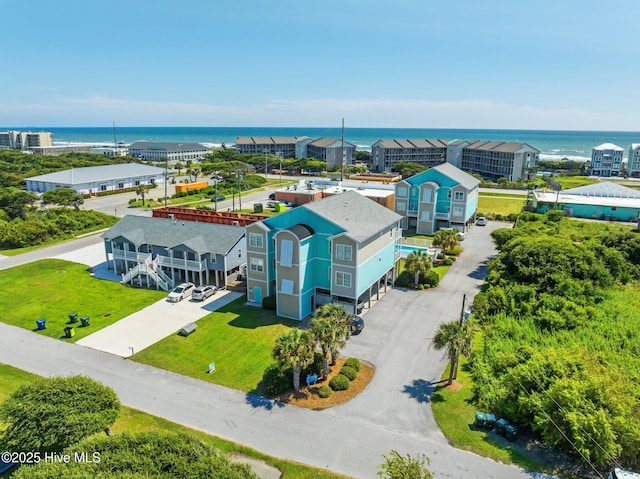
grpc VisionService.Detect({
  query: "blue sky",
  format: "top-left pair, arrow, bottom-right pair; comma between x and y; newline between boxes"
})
2,0 -> 639,130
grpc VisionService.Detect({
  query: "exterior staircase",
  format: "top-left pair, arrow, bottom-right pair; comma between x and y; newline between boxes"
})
121,255 -> 173,292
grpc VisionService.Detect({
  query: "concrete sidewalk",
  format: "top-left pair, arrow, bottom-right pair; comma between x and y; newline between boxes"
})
77,290 -> 243,357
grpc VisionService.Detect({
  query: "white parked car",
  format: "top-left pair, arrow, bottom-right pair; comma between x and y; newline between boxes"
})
167,282 -> 195,302
192,285 -> 217,301
476,216 -> 488,226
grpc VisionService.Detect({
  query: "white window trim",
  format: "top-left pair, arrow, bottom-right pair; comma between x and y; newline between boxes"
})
336,244 -> 352,261
250,257 -> 264,272
249,232 -> 264,248
454,191 -> 465,201
335,271 -> 352,288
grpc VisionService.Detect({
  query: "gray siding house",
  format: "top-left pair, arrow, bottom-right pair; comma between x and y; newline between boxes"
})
102,216 -> 246,291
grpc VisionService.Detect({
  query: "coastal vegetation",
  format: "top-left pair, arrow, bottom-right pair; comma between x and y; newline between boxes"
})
468,212 -> 640,471
0,150 -> 140,188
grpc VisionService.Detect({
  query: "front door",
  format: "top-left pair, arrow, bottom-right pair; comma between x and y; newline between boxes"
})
254,286 -> 262,304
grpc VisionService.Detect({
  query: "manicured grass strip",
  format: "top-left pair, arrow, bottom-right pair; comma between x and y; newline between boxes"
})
477,195 -> 526,216
0,259 -> 166,342
134,297 -> 298,393
0,364 -> 347,479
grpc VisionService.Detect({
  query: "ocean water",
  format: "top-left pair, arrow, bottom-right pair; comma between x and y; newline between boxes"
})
7,126 -> 640,162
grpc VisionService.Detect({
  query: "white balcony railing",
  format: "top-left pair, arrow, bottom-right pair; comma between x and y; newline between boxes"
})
112,250 -> 150,262
435,212 -> 450,220
155,255 -> 206,271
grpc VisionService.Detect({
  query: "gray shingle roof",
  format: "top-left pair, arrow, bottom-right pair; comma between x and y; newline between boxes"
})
407,163 -> 480,190
308,137 -> 356,148
301,190 -> 402,243
464,140 -> 539,153
25,164 -> 165,185
102,216 -> 245,255
374,139 -> 448,149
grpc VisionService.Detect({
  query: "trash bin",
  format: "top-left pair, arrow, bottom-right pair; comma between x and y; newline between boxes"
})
64,327 -> 75,338
495,418 -> 510,436
505,424 -> 518,441
474,411 -> 487,428
36,318 -> 46,330
80,316 -> 90,327
68,312 -> 78,323
484,413 -> 496,430
254,203 -> 263,213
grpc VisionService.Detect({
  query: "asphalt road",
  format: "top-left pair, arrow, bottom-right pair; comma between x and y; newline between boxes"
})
0,219 -> 557,478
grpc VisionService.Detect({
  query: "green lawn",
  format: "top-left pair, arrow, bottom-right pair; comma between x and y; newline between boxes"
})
0,363 -> 347,479
0,259 -> 166,342
477,195 -> 526,216
553,176 -> 598,189
134,297 -> 298,393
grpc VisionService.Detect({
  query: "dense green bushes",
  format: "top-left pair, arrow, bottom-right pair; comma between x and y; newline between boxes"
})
13,431 -> 258,479
344,357 -> 361,371
318,385 -> 332,398
471,212 -> 640,469
329,374 -> 350,391
0,209 -> 118,249
339,366 -> 357,381
395,269 -> 439,288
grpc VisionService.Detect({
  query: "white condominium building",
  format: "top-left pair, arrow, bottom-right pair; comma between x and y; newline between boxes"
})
0,130 -> 53,150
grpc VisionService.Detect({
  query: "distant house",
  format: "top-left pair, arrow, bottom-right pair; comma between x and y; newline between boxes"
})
532,182 -> 640,222
627,144 -> 640,178
588,143 -> 624,177
24,163 -> 165,195
102,216 -> 246,291
394,163 -> 480,234
128,141 -> 210,163
245,191 -> 402,320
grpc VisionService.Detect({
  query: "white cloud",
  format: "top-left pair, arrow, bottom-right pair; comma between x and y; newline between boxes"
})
0,95 -> 637,131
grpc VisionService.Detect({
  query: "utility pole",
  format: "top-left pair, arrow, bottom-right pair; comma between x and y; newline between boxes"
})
340,118 -> 345,182
459,294 -> 466,326
164,156 -> 168,208
238,171 -> 242,211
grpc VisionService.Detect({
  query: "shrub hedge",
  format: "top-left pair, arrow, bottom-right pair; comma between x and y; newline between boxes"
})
344,357 -> 361,371
340,366 -> 357,381
329,374 -> 350,391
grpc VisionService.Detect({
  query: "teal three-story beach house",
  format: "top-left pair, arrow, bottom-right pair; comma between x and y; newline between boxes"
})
394,163 -> 480,234
245,191 -> 402,321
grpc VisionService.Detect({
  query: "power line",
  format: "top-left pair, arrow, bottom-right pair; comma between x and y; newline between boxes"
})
510,373 -> 605,479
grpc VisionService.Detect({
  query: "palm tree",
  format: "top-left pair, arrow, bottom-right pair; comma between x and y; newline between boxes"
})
135,184 -> 150,206
432,320 -> 474,385
272,329 -> 315,391
190,166 -> 202,182
432,229 -> 459,257
404,250 -> 432,286
310,315 -> 346,377
175,162 -> 184,177
185,160 -> 194,182
315,303 -> 352,365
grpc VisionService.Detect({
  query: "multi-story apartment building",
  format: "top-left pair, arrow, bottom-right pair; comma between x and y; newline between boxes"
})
234,136 -> 312,159
305,138 -> 356,169
394,163 -> 480,234
0,130 -> 53,150
627,144 -> 640,178
447,140 -> 539,182
588,143 -> 624,177
245,191 -> 402,320
371,139 -> 448,172
128,142 -> 210,163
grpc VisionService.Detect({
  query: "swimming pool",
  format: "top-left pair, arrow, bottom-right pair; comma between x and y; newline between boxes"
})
399,245 -> 430,256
